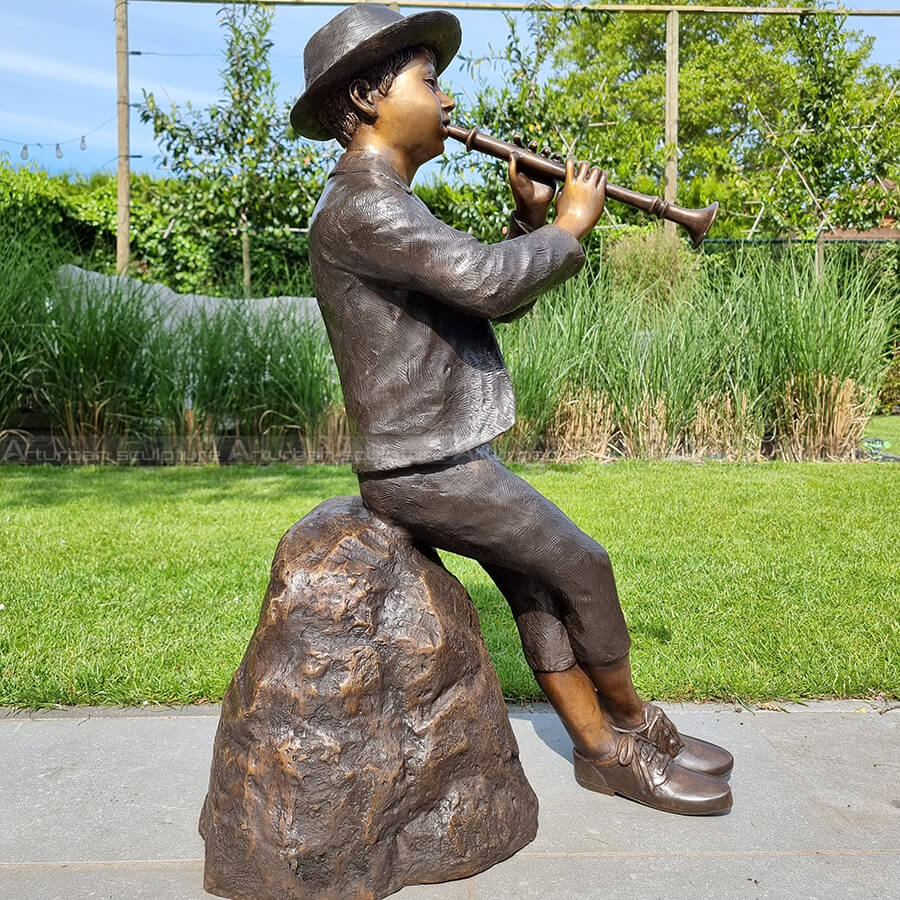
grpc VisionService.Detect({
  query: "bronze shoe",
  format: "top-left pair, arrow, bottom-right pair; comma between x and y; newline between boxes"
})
573,733 -> 732,816
614,703 -> 734,778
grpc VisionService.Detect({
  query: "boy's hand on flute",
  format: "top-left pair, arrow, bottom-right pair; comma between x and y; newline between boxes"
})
508,136 -> 558,231
554,159 -> 608,242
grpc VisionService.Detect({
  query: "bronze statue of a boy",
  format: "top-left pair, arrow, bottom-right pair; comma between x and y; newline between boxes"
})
292,4 -> 733,816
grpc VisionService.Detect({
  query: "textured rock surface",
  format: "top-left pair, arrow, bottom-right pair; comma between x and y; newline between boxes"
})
199,496 -> 538,900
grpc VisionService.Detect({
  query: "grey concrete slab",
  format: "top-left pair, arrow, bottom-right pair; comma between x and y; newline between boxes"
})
471,848 -> 900,900
2,701 -> 898,900
1,713 -> 215,864
511,702 -> 900,856
0,862 -> 475,900
752,703 -> 900,842
0,861 -> 207,900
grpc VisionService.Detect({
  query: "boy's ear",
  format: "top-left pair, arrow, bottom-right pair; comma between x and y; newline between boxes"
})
349,78 -> 379,123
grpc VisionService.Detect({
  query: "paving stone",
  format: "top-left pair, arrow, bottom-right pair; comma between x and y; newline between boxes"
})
469,848 -> 900,900
1,715 -> 215,864
3,702 -> 898,899
0,861 -> 208,900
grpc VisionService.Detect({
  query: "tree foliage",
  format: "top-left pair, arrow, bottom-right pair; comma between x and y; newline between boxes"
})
139,2 -> 328,291
447,1 -> 900,239
5,1 -> 899,285
756,12 -> 900,234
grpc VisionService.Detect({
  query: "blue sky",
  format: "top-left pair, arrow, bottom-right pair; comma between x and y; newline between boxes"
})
1,0 -> 898,177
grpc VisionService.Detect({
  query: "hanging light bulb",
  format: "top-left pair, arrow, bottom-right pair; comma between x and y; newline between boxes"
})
80,136 -> 87,151
55,144 -> 63,159
20,145 -> 28,160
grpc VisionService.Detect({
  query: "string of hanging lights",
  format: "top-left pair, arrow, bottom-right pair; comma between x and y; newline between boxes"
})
0,114 -> 118,161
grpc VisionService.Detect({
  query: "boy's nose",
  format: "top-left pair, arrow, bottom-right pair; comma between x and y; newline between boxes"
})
439,89 -> 455,112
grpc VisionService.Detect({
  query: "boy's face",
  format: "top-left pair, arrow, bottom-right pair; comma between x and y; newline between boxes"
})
372,52 -> 455,168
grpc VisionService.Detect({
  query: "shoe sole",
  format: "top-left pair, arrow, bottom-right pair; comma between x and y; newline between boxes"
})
573,753 -> 733,816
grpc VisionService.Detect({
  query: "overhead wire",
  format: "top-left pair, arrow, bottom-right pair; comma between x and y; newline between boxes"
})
0,40 -> 285,159
129,49 -> 296,58
0,114 -> 119,160
0,38 -> 289,163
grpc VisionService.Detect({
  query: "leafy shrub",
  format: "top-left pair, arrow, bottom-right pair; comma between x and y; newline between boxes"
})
604,228 -> 701,306
0,158 -> 318,296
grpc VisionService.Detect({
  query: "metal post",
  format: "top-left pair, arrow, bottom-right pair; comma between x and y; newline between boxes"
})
664,9 -> 679,239
242,229 -> 251,297
815,229 -> 825,279
115,0 -> 131,275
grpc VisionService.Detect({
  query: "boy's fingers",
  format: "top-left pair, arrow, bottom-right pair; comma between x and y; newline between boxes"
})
578,160 -> 590,180
565,157 -> 576,181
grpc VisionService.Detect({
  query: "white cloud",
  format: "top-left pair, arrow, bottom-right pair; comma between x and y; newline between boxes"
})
0,50 -> 114,92
0,49 -> 221,106
0,110 -> 109,137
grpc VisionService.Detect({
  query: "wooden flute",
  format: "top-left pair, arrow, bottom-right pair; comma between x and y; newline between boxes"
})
445,124 -> 718,248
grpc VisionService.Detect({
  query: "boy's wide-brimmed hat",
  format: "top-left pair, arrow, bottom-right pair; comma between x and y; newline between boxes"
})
290,4 -> 461,141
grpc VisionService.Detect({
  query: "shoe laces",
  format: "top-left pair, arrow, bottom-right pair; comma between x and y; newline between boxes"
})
614,731 -> 672,785
641,705 -> 685,756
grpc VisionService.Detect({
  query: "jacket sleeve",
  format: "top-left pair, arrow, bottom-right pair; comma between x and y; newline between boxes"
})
331,188 -> 585,321
494,214 -> 542,323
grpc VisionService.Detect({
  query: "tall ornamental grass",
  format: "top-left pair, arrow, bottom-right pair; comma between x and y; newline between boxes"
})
33,271 -> 176,454
0,225 -> 342,461
164,300 -> 345,461
2,228 -> 895,463
497,242 -> 898,461
0,221 -> 57,435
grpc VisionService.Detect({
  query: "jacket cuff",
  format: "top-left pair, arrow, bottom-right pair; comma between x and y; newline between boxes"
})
512,215 -> 535,234
543,223 -> 587,267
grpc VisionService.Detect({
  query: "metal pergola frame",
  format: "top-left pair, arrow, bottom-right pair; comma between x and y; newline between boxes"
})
114,0 -> 900,271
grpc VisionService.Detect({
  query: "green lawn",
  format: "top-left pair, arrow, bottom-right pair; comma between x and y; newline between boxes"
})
864,414 -> 900,452
1,461 -> 897,707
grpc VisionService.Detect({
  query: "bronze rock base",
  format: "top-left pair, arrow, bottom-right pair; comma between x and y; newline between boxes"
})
199,496 -> 538,900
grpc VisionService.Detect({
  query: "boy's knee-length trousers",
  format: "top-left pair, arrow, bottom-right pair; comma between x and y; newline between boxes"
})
358,444 -> 631,673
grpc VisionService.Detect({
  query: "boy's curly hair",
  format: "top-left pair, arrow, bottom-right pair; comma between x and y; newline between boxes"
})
318,44 -> 438,147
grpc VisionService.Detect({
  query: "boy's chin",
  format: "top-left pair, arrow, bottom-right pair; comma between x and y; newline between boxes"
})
421,139 -> 445,163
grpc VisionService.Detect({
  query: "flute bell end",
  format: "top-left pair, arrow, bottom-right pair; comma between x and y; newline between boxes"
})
688,202 -> 718,249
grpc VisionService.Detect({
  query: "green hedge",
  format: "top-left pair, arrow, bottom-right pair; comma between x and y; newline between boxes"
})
0,159 -> 316,296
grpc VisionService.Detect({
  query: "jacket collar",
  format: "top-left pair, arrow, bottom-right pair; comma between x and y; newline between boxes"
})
329,150 -> 413,195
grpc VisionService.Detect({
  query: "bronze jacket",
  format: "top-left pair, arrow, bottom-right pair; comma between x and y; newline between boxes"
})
308,150 -> 585,472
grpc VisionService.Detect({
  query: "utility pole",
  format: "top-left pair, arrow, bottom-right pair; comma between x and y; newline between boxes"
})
115,0 -> 130,274
664,9 -> 679,240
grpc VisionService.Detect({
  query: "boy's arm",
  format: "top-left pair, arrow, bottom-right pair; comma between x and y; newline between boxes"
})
336,188 -> 584,321
494,214 -> 541,323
